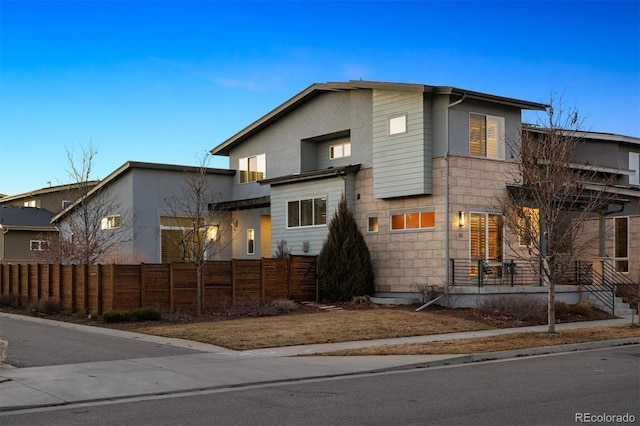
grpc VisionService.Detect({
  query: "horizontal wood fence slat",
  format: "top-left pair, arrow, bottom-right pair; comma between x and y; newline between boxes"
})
0,255 -> 317,314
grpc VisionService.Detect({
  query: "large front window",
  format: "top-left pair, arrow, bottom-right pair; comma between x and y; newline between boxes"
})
470,113 -> 505,159
287,197 -> 327,228
160,216 -> 206,263
239,154 -> 266,183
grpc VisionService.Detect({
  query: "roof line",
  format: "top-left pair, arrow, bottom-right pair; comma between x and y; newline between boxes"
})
210,80 -> 547,156
51,161 -> 235,222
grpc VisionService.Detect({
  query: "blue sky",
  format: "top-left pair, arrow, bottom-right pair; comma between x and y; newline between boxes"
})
1,0 -> 639,196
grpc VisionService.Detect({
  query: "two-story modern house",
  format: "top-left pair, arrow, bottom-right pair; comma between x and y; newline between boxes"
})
210,80 -> 556,295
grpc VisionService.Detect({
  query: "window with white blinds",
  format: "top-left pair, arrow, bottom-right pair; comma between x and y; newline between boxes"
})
470,212 -> 503,261
470,113 -> 505,159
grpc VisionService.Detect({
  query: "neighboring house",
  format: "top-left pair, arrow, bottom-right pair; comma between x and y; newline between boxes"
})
51,161 -> 235,264
0,206 -> 57,262
210,80 -> 640,298
562,129 -> 640,282
0,182 -> 99,214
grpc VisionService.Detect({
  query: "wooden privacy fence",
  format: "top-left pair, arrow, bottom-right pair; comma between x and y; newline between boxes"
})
0,256 -> 318,314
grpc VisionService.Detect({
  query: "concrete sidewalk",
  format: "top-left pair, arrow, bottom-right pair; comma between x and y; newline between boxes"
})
1,315 -> 638,413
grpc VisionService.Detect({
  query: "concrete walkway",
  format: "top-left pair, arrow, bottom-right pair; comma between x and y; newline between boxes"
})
1,314 -> 638,413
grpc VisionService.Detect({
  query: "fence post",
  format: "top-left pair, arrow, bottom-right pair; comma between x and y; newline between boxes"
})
169,263 -> 174,312
260,258 -> 265,303
83,264 -> 89,313
231,259 -> 237,306
140,263 -> 146,308
109,264 -> 116,312
97,264 -> 103,315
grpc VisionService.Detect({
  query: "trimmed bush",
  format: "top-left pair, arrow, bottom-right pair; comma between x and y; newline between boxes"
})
318,196 -> 374,302
476,295 -> 547,322
0,294 -> 26,309
134,306 -> 162,321
29,297 -> 63,315
103,310 -> 132,323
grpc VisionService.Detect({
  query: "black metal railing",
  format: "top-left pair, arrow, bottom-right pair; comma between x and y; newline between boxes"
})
581,259 -> 640,309
450,258 -> 545,287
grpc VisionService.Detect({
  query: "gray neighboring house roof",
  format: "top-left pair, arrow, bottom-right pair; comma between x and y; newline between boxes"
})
0,181 -> 100,204
0,206 -> 57,231
51,161 -> 236,223
210,80 -> 548,156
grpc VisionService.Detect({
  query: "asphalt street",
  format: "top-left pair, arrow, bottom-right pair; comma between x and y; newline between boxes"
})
0,314 -> 212,367
1,346 -> 638,426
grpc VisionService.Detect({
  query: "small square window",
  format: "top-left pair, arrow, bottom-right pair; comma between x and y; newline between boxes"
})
389,115 -> 407,135
330,142 -> 351,160
30,240 -> 46,251
368,216 -> 378,233
101,215 -> 121,230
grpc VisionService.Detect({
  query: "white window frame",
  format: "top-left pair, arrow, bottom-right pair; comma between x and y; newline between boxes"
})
239,154 -> 266,183
469,211 -> 504,262
629,152 -> 639,186
469,113 -> 505,160
286,196 -> 327,228
30,240 -> 46,251
388,114 -> 407,136
24,200 -> 36,207
101,215 -> 121,230
247,228 -> 255,255
367,214 -> 378,233
330,142 -> 351,159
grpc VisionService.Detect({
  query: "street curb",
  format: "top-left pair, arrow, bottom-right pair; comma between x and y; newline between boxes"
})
368,337 -> 640,372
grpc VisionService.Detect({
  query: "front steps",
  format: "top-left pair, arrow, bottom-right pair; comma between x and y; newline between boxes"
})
583,292 -> 636,317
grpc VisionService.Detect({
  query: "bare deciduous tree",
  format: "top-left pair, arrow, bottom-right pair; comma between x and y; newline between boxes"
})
163,152 -> 234,315
47,142 -> 133,264
500,97 -> 618,333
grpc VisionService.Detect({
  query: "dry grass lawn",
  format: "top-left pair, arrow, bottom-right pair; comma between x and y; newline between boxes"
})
131,306 -> 639,353
134,308 -> 494,350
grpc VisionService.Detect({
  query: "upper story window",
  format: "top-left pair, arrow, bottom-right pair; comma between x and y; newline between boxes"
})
388,114 -> 407,135
30,240 -> 47,251
287,197 -> 327,228
101,215 -> 121,230
24,200 -> 36,207
330,142 -> 351,159
239,154 -> 266,183
630,152 -> 639,186
390,210 -> 435,231
470,113 -> 505,159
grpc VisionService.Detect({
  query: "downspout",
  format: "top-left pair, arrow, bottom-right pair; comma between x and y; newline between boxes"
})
444,93 -> 466,291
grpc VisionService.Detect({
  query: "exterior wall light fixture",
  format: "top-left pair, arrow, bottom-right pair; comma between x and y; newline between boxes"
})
458,211 -> 466,227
